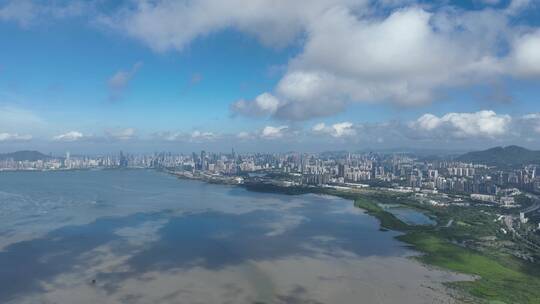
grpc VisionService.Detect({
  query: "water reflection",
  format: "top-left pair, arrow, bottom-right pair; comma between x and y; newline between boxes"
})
0,170 -> 467,303
379,204 -> 436,226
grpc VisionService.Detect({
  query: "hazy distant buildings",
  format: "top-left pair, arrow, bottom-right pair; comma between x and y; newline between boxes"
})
1,149 -> 539,200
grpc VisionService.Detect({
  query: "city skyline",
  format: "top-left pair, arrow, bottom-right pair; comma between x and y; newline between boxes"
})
3,147 -> 538,199
1,0 -> 540,153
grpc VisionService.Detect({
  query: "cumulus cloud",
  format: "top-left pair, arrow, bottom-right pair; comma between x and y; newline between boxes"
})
97,0 -> 535,120
261,125 -> 288,139
509,30 -> 540,77
107,62 -> 143,101
409,110 -> 511,139
231,93 -> 280,117
234,111 -> 519,144
267,6 -> 520,120
98,0 -> 366,52
53,131 -> 85,142
312,122 -> 356,138
219,2 -> 540,120
40,111 -> 540,147
6,0 -> 533,121
5,1 -> 540,121
0,132 -> 32,142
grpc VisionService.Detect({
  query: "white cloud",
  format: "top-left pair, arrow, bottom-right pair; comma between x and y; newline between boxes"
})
506,0 -> 532,15
191,130 -> 216,140
105,128 -> 136,140
0,132 -> 32,142
53,131 -> 84,142
268,6 -> 516,120
312,122 -> 356,138
413,114 -> 443,131
409,110 -> 511,139
261,125 -> 288,139
0,0 -> 36,26
89,1 -> 540,120
2,1 -> 539,136
107,62 -> 143,101
225,3 -> 538,120
99,0 -> 366,52
155,131 -> 182,142
40,111 -> 540,147
203,4 -> 518,120
312,123 -> 326,133
0,0 -> 88,27
521,113 -> 540,134
237,131 -> 253,140
510,30 -> 540,77
153,130 -> 217,142
231,93 -> 280,117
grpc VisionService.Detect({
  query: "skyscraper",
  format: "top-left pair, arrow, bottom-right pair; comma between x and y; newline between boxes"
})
200,150 -> 207,171
119,151 -> 128,168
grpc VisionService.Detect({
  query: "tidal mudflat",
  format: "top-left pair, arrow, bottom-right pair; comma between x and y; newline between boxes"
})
0,170 -> 470,303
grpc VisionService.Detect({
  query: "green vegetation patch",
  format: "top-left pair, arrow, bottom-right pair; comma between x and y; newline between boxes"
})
242,183 -> 540,303
350,193 -> 540,303
398,232 -> 540,303
353,198 -> 410,231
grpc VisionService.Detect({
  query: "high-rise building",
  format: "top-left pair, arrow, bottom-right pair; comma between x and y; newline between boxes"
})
338,163 -> 346,178
200,150 -> 207,171
119,151 -> 128,168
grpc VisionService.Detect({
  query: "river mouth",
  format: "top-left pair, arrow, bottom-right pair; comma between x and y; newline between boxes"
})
0,170 -> 469,303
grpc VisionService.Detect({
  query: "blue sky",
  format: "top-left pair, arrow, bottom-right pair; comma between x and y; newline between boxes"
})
1,0 -> 540,153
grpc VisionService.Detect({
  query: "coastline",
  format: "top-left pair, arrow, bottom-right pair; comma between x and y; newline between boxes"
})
4,167 -> 539,302
167,171 -> 540,304
1,169 -> 468,304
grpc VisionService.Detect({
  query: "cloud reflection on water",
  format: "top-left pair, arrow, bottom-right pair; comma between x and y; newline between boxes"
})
0,170 -> 471,303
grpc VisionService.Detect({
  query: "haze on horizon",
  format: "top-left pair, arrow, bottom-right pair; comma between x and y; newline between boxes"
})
1,0 -> 540,154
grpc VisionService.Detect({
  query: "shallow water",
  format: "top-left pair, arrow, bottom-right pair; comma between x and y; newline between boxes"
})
0,170 -> 468,303
379,204 -> 436,226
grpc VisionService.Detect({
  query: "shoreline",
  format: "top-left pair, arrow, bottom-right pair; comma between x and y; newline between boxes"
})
166,170 -> 540,304
4,168 -> 539,303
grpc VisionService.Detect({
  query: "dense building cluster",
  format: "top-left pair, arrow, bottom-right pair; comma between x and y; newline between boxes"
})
2,150 -> 540,198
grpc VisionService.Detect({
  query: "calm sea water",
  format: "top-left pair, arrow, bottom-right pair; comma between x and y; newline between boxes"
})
0,170 -> 466,303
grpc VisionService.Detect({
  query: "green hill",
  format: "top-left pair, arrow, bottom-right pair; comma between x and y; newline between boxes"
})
0,151 -> 52,162
457,145 -> 540,166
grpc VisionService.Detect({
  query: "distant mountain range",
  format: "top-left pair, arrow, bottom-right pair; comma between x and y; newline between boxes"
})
457,145 -> 540,166
0,151 -> 52,162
